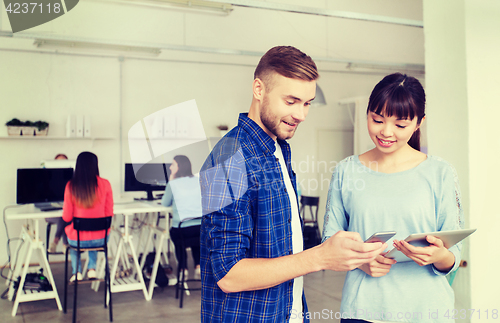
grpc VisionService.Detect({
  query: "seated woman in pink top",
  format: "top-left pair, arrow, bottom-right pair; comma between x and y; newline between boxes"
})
62,152 -> 114,282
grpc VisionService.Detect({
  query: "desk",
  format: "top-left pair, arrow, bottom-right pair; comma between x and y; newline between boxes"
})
107,201 -> 171,301
136,211 -> 173,299
5,201 -> 171,316
5,206 -> 63,317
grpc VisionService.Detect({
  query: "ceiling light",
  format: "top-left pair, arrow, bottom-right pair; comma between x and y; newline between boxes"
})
312,84 -> 327,106
33,39 -> 161,56
118,0 -> 233,14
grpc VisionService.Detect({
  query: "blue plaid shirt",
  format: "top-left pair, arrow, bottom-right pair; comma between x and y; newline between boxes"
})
200,113 -> 308,323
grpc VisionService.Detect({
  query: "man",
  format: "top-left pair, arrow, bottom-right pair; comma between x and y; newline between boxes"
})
200,46 -> 386,323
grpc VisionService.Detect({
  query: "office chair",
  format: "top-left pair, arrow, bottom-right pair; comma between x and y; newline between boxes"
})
63,216 -> 113,323
175,218 -> 202,308
299,196 -> 319,224
299,196 -> 321,249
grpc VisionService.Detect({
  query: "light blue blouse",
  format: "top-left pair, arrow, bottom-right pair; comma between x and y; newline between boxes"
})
161,176 -> 202,228
322,155 -> 464,323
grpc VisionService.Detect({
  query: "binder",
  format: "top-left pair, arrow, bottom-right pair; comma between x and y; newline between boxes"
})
83,115 -> 91,137
163,116 -> 176,138
76,115 -> 84,137
66,115 -> 76,138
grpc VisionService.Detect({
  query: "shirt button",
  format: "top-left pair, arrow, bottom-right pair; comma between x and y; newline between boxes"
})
289,250 -> 292,255
284,188 -> 287,193
286,314 -> 290,320
288,219 -> 291,223
289,281 -> 293,287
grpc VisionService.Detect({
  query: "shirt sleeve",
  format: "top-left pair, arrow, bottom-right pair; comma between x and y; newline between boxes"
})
432,162 -> 464,276
322,161 -> 349,242
201,148 -> 252,282
62,183 -> 74,223
161,183 -> 173,207
105,180 -> 114,217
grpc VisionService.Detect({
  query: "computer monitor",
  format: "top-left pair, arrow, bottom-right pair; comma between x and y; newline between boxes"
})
124,163 -> 170,200
16,168 -> 74,210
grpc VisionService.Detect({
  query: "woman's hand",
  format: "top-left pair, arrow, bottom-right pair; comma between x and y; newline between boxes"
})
358,253 -> 397,277
392,235 -> 455,271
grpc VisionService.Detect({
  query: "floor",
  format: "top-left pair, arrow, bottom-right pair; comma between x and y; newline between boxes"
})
0,260 -> 346,323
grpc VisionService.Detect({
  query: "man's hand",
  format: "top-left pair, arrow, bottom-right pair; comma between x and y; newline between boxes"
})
392,235 -> 455,271
317,231 -> 387,272
359,254 -> 397,277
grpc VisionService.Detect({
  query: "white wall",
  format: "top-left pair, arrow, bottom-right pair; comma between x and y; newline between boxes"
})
424,0 -> 500,318
424,0 -> 470,312
464,0 -> 500,319
0,1 -> 424,269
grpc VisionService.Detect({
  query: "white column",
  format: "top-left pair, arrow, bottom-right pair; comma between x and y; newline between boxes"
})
424,0 -> 500,319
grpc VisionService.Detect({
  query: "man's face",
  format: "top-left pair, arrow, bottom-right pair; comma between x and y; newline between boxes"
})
258,73 -> 316,141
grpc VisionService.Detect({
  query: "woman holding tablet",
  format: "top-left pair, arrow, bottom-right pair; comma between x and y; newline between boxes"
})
322,73 -> 463,322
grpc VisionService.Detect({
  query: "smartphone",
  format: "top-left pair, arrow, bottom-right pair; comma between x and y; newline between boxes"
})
364,231 -> 396,243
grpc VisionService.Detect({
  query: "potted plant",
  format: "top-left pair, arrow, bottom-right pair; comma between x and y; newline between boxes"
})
6,118 -> 49,136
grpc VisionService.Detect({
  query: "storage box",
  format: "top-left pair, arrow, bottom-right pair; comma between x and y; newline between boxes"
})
7,126 -> 49,136
7,126 -> 22,136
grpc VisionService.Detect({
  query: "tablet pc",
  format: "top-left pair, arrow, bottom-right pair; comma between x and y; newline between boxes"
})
384,228 -> 476,263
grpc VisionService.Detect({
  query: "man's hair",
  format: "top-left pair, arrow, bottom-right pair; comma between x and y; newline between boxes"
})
254,46 -> 318,91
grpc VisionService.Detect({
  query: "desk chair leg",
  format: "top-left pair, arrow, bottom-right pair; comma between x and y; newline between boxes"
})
175,265 -> 186,301
73,251 -> 80,323
175,267 -> 179,299
46,223 -> 52,260
104,246 -> 113,321
178,241 -> 188,308
104,253 -> 107,308
175,260 -> 184,300
180,270 -> 185,308
108,254 -> 113,321
64,249 -> 69,313
176,265 -> 186,308
179,269 -> 191,308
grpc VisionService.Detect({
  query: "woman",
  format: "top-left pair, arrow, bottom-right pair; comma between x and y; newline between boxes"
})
322,73 -> 463,322
63,152 -> 114,282
161,155 -> 202,280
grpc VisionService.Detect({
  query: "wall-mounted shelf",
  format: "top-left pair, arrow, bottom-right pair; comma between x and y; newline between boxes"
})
127,137 -> 207,140
0,136 -> 117,140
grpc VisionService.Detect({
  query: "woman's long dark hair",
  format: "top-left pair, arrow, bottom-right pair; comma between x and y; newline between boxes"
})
70,151 -> 99,208
367,73 -> 426,151
172,155 -> 193,179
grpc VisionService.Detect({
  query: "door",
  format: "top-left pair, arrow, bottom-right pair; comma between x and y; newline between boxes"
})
316,129 -> 353,233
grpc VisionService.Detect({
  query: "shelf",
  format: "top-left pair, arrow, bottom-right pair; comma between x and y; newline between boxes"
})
0,136 -> 117,140
127,137 -> 207,140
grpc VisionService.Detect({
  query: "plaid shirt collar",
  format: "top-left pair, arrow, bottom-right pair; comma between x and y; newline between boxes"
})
237,113 -> 292,165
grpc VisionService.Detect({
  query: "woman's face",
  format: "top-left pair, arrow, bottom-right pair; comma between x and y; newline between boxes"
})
169,160 -> 179,178
367,111 -> 420,154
